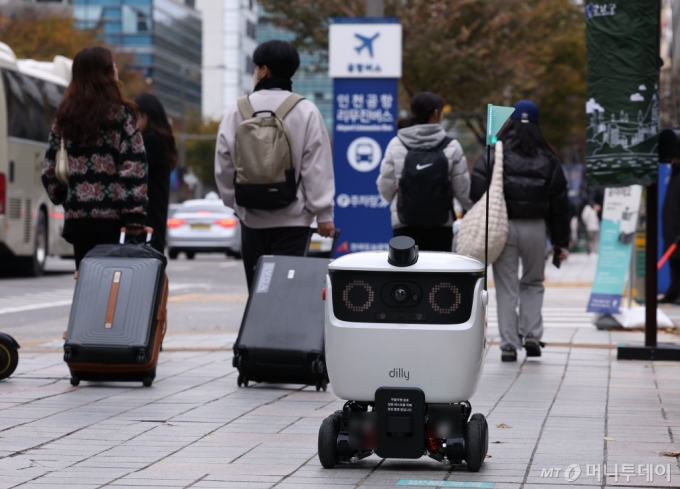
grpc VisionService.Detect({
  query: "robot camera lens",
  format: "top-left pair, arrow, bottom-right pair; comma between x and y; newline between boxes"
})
393,286 -> 409,302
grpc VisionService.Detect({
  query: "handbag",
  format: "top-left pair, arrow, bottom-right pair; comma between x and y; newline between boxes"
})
455,141 -> 509,264
55,137 -> 70,186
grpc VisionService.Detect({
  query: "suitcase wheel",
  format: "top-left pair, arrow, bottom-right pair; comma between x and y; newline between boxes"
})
312,359 -> 325,375
143,376 -> 154,387
70,376 -> 80,387
137,350 -> 147,365
315,378 -> 328,392
237,373 -> 248,388
63,349 -> 73,363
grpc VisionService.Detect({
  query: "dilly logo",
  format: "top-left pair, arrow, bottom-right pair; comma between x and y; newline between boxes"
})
389,368 -> 409,380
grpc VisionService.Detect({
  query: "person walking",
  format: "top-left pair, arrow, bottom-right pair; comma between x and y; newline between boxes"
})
377,92 -> 473,251
661,160 -> 680,303
42,46 -> 148,269
470,100 -> 569,362
214,40 -> 335,290
134,93 -> 177,254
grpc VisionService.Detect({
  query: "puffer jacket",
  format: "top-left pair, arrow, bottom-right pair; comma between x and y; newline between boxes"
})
470,145 -> 569,248
377,124 -> 473,228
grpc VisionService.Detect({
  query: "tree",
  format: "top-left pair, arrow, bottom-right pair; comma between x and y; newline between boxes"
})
0,7 -> 146,99
259,0 -> 586,159
185,118 -> 221,186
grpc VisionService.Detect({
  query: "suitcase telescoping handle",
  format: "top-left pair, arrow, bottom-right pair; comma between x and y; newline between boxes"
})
120,226 -> 154,244
305,227 -> 341,258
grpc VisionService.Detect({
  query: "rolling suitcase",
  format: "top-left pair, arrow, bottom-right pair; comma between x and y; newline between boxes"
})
232,229 -> 340,391
64,227 -> 168,387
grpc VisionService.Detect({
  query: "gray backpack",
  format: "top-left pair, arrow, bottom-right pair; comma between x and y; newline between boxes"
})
234,93 -> 305,210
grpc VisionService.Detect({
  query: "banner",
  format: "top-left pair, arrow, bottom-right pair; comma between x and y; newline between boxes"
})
585,1 -> 659,187
587,185 -> 642,314
330,19 -> 401,255
332,78 -> 398,254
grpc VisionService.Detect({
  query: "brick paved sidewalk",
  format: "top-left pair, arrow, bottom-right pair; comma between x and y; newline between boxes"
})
1,342 -> 679,489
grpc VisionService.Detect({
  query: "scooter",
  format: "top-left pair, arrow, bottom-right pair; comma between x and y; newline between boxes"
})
0,333 -> 20,381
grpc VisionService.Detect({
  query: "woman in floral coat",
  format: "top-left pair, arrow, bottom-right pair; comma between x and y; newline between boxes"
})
42,46 -> 148,268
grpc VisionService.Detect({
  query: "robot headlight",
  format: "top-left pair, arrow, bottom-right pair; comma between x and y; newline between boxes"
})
342,280 -> 375,312
428,283 -> 462,314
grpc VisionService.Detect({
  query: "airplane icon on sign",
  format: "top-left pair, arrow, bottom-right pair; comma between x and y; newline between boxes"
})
354,33 -> 380,57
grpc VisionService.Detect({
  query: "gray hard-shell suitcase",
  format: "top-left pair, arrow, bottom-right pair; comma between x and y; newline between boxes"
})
232,229 -> 340,391
64,229 -> 168,387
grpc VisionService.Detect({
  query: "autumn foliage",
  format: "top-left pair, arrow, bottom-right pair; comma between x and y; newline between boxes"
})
260,0 -> 586,157
0,8 -> 146,99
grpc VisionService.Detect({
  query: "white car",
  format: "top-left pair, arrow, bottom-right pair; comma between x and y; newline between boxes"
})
166,199 -> 241,259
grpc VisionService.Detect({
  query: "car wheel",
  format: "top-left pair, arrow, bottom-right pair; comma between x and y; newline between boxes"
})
185,251 -> 196,260
169,248 -> 179,260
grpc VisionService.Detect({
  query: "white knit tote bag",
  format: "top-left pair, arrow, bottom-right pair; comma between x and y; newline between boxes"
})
456,141 -> 509,264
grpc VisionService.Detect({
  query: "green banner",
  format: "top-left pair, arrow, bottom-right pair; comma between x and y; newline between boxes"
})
586,1 -> 660,187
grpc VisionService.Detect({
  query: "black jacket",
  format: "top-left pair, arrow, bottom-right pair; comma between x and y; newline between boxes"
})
662,165 -> 680,258
143,131 -> 171,253
470,146 -> 570,248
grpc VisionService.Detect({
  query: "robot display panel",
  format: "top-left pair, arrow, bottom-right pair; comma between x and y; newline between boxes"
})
329,271 -> 483,325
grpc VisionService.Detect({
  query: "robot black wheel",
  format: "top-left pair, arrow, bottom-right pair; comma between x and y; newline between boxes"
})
318,412 -> 341,468
465,413 -> 488,472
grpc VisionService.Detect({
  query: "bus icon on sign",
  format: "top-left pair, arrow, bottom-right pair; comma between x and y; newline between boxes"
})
356,143 -> 374,163
347,137 -> 382,172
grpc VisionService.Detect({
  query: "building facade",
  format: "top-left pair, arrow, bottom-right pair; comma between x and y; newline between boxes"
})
195,0 -> 258,121
256,11 -> 333,134
70,0 -> 202,119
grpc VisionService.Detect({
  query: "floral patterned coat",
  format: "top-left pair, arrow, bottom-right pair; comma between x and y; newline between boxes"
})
42,106 -> 148,238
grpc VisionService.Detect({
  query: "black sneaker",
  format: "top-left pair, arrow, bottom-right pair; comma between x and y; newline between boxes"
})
524,336 -> 543,357
501,347 -> 517,362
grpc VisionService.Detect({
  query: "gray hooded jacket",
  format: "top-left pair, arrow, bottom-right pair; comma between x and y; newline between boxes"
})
376,124 -> 473,228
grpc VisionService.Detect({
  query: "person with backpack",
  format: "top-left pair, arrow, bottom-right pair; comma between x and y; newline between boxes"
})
214,40 -> 335,290
376,92 -> 473,251
470,100 -> 569,362
42,46 -> 148,269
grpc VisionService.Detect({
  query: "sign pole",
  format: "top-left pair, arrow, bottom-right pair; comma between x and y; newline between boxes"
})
645,183 -> 658,347
484,144 -> 490,291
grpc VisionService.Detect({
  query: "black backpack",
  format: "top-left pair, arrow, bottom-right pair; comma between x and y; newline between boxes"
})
397,137 -> 454,227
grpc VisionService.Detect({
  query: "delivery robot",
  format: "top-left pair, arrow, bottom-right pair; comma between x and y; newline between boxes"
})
318,236 -> 489,471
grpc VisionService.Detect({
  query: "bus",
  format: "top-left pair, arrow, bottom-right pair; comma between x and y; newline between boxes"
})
0,42 -> 73,276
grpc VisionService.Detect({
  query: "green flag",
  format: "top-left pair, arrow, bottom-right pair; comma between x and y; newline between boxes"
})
486,104 -> 515,145
586,0 -> 659,186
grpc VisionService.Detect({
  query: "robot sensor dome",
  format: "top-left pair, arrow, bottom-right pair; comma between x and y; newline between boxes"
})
388,236 -> 418,267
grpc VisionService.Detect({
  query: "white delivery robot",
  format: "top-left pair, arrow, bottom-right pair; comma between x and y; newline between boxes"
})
318,236 -> 489,471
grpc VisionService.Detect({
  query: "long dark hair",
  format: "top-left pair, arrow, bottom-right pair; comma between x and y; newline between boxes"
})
498,119 -> 557,158
54,46 -> 137,144
133,93 -> 178,170
397,92 -> 445,129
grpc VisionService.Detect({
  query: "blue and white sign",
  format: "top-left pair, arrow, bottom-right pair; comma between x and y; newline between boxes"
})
587,186 -> 643,314
331,18 -> 401,256
333,78 -> 397,254
329,23 -> 402,78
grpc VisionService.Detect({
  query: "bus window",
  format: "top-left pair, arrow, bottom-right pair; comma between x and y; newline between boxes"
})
21,73 -> 50,142
43,81 -> 64,129
2,70 -> 31,140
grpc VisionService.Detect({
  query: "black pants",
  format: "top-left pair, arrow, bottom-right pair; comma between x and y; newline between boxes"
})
241,224 -> 310,290
664,258 -> 680,302
71,231 -> 120,270
393,226 -> 453,252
